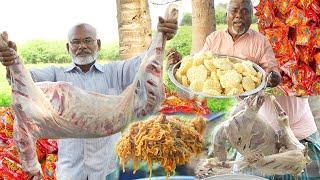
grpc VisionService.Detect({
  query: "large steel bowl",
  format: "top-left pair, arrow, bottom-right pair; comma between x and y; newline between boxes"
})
168,55 -> 267,99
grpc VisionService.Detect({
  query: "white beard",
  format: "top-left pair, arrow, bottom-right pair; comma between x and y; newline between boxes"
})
231,26 -> 246,36
72,53 -> 97,65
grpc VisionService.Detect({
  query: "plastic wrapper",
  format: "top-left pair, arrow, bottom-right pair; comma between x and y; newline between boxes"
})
160,92 -> 209,115
279,75 -> 308,96
254,0 -> 266,17
41,154 -> 57,180
1,145 -> 20,163
276,56 -> 295,66
297,0 -> 314,9
277,40 -> 295,59
305,6 -> 320,25
315,51 -> 320,75
257,20 -> 269,34
295,25 -> 313,46
296,46 -> 315,65
0,108 -> 14,145
282,74 -> 294,87
265,27 -> 295,58
286,6 -> 309,26
310,1 -> 320,15
0,146 -> 5,154
279,75 -> 300,96
293,83 -> 313,95
314,28 -> 320,48
280,60 -> 298,80
275,0 -> 297,15
36,147 -> 46,162
255,0 -> 275,28
292,63 -> 317,88
0,155 -> 28,180
37,139 -> 58,154
313,77 -> 320,94
272,17 -> 287,28
256,0 -> 320,96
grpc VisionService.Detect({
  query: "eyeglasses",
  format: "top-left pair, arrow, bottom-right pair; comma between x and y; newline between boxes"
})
70,38 -> 96,47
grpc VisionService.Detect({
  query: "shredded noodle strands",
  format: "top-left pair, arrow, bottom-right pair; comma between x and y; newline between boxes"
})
116,115 -> 206,179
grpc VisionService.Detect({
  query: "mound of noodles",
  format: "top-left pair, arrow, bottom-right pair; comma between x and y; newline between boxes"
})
116,115 -> 206,179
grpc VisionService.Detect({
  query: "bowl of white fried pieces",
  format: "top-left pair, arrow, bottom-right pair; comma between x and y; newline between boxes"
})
168,51 -> 266,99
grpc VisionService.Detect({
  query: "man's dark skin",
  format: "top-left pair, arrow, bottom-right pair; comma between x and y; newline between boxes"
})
168,0 -> 281,88
226,0 -> 252,41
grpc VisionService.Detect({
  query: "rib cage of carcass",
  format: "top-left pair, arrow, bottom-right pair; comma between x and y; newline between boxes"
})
196,94 -> 310,179
0,5 -> 178,178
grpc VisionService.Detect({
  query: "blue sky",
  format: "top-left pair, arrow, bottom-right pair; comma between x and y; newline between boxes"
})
0,0 -> 258,43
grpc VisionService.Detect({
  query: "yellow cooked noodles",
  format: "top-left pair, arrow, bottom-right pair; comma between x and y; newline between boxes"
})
116,115 -> 206,179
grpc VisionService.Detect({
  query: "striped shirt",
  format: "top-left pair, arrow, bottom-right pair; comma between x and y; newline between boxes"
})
29,55 -> 143,180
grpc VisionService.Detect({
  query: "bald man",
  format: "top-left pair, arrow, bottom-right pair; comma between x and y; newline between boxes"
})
1,20 -> 177,180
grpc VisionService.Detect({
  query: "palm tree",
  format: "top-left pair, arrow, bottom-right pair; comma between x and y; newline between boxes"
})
116,0 -> 152,59
191,0 -> 215,54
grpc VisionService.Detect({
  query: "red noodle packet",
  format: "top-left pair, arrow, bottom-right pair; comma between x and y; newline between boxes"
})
286,6 -> 308,26
37,139 -> 58,154
0,154 -> 28,180
295,25 -> 313,46
0,108 -> 14,145
292,63 -> 317,87
275,0 -> 297,15
41,154 -> 57,180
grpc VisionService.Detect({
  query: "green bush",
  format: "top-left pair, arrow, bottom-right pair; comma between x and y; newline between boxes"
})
0,92 -> 11,107
180,13 -> 192,26
179,4 -> 228,26
207,98 -> 236,112
215,4 -> 227,24
166,26 -> 192,56
17,40 -> 119,64
98,43 -> 120,61
18,40 -> 70,64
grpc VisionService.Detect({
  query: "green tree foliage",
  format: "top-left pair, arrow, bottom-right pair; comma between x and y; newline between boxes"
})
179,4 -> 229,26
18,40 -> 120,64
215,3 -> 227,24
18,40 -> 70,64
98,43 -> 120,61
180,13 -> 192,26
0,92 -> 11,107
166,26 -> 192,56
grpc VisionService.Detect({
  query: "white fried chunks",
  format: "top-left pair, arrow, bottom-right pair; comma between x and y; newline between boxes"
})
174,51 -> 262,96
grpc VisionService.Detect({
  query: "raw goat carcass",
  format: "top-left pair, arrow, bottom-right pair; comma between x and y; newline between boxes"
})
196,94 -> 310,179
0,5 -> 178,179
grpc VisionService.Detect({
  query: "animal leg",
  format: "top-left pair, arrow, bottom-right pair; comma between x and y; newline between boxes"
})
244,93 -> 266,112
208,125 -> 228,161
195,158 -> 234,179
271,96 -> 305,151
253,149 -> 308,176
12,104 -> 42,179
245,152 -> 264,164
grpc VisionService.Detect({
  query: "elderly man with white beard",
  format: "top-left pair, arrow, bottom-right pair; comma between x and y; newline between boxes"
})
1,21 -> 177,180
